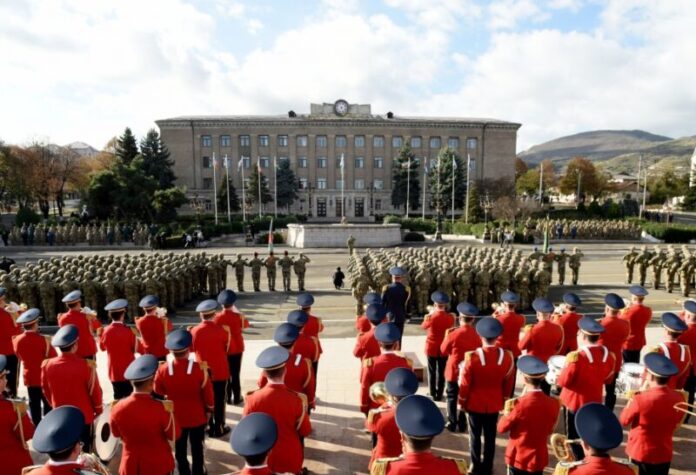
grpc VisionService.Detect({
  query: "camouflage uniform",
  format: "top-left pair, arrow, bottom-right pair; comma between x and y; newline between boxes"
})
293,254 -> 311,292
249,253 -> 264,292
231,255 -> 249,292
264,253 -> 277,291
278,251 -> 294,292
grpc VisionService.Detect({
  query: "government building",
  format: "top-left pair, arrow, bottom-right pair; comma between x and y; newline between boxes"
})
156,100 -> 521,220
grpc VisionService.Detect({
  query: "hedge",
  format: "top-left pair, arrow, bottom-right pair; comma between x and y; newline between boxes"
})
255,232 -> 285,245
641,223 -> 696,243
403,231 -> 426,242
383,215 -> 437,233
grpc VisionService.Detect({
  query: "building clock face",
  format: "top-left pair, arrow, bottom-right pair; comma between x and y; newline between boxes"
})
334,99 -> 349,116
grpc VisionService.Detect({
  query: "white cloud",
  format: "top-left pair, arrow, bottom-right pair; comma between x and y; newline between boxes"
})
487,0 -> 550,30
546,0 -> 585,11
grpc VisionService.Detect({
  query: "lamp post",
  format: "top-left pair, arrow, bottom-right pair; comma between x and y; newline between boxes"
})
575,169 -> 582,209
434,159 -> 443,241
481,192 -> 493,241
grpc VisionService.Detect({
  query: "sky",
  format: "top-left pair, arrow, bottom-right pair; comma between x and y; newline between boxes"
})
1,0 -> 695,152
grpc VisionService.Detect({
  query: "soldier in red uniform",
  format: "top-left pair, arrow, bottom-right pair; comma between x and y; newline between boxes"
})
354,304 -> 388,363
12,308 -> 56,426
620,285 -> 653,364
111,354 -> 181,475
57,290 -> 101,360
244,346 -> 312,474
366,367 -> 419,470
41,324 -> 103,452
553,293 -> 583,355
357,293 -> 382,334
154,329 -> 214,475
0,354 -> 34,475
599,292 -> 631,410
99,298 -> 137,400
214,289 -> 249,405
620,352 -> 686,475
494,291 -> 525,398
287,310 -> 321,366
421,291 -> 455,401
135,295 -> 172,362
360,323 -> 413,415
678,299 -> 696,422
459,317 -> 515,475
557,316 -> 615,461
191,299 -> 230,438
552,403 -> 637,475
647,312 -> 692,390
370,394 -> 468,474
297,293 -> 324,376
230,413 -> 278,475
497,355 -> 560,475
0,287 -> 21,397
519,298 -> 564,395
441,302 -> 481,433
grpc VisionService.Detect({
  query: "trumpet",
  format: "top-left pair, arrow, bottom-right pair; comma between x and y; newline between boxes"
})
369,382 -> 389,405
550,433 -> 581,462
674,401 -> 696,417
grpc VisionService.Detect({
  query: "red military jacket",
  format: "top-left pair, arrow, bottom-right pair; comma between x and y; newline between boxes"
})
458,346 -> 515,413
21,462 -> 87,475
356,314 -> 371,334
553,311 -> 583,354
0,307 -> 21,355
135,313 -> 172,359
58,309 -> 100,358
620,304 -> 652,351
41,352 -> 103,424
99,322 -> 137,383
678,323 -> 696,375
354,326 -> 381,361
154,356 -> 215,429
293,333 -> 320,362
0,396 -> 34,475
518,320 -> 564,363
302,314 -> 324,357
497,390 -> 560,473
556,456 -> 637,475
360,352 -> 413,414
421,309 -> 455,357
619,386 -> 685,464
366,401 -> 401,470
233,466 -> 273,475
649,342 -> 691,389
243,383 -> 312,475
598,315 -> 631,373
258,351 -> 316,408
191,320 -> 230,381
496,310 -> 526,358
441,324 -> 481,382
13,330 -> 56,387
372,451 -> 468,475
214,308 -> 249,354
558,345 -> 615,412
110,392 -> 181,475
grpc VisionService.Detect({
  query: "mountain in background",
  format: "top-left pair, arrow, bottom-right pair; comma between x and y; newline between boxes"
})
66,141 -> 99,156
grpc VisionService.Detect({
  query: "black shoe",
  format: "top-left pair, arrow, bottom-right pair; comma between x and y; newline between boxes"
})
446,422 -> 457,432
211,425 -> 231,438
226,397 -> 232,405
233,397 -> 244,405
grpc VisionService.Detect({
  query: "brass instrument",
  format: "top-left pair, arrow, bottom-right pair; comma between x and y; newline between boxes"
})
550,433 -> 581,462
369,382 -> 389,405
674,401 -> 696,417
77,453 -> 111,475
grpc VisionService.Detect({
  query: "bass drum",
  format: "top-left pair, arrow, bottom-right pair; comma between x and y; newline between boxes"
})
94,404 -> 120,463
546,355 -> 567,387
617,362 -> 645,396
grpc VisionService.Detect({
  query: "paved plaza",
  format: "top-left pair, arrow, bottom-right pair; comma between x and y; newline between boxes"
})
8,240 -> 696,474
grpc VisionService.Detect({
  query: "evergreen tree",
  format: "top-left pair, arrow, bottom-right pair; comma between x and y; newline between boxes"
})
466,181 -> 483,222
115,127 -> 139,165
428,148 -> 465,214
217,178 -> 241,212
391,145 -> 421,212
139,128 -> 176,188
275,159 -> 299,211
245,166 -> 272,209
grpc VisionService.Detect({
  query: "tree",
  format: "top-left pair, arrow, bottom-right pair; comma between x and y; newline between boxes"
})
217,178 -> 241,213
515,169 -> 539,196
275,159 -> 299,211
153,187 -> 188,223
515,157 -> 528,181
391,145 -> 421,212
466,181 -> 483,222
558,157 -> 603,201
540,160 -> 556,188
85,169 -> 123,220
245,166 -> 272,208
647,169 -> 689,204
115,127 -> 139,165
428,148 -> 466,214
139,128 -> 176,188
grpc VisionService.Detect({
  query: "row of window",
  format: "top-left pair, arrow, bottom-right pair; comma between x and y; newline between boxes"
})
202,134 -> 478,150
200,177 -> 384,190
202,156 -> 394,169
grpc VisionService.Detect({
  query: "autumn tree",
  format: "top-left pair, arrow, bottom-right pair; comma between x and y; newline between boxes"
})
558,157 -> 604,202
515,157 -> 528,181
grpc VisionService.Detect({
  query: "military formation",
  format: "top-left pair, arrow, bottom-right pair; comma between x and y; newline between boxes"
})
229,250 -> 311,293
348,245 -> 584,315
0,252 -> 230,323
523,218 -> 642,242
623,244 -> 696,296
5,223 -> 153,246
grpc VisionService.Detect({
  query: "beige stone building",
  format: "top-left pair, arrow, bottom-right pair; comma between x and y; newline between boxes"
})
156,100 -> 520,220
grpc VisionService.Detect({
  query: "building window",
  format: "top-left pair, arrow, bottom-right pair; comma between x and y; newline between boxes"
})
373,136 -> 385,147
374,157 -> 384,169
316,135 -> 327,148
260,157 -> 270,168
355,135 -> 365,148
469,159 -> 476,173
430,137 -> 441,149
375,199 -> 382,211
317,178 -> 327,190
240,135 -> 251,147
392,136 -> 403,148
201,135 -> 212,147
317,198 -> 327,217
335,135 -> 347,147
317,157 -> 327,168
336,179 -> 344,189
410,136 -> 422,148
467,137 -> 478,150
298,157 -> 308,168
355,157 -> 364,169
297,135 -> 308,147
204,200 -> 213,211
448,137 -> 459,149
374,179 -> 384,190
278,156 -> 288,163
243,157 -> 251,169
202,156 -> 212,168
278,135 -> 288,147
299,177 -> 308,189
259,135 -> 269,147
355,179 -> 365,190
202,178 -> 213,189
220,135 -> 231,147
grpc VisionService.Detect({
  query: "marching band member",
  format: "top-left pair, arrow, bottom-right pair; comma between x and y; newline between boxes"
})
553,293 -> 583,356
421,291 -> 455,401
135,295 -> 172,362
21,406 -> 85,475
230,413 -> 278,475
494,291 -> 525,398
648,313 -> 692,390
286,310 -> 321,377
0,354 -> 34,475
678,299 -> 696,422
297,293 -> 324,376
519,298 -> 564,394
214,289 -> 249,405
0,287 -> 21,397
599,292 -> 630,410
620,285 -> 653,364
354,304 -> 388,363
381,267 -> 411,348
58,290 -> 101,360
357,293 -> 383,334
99,298 -> 137,400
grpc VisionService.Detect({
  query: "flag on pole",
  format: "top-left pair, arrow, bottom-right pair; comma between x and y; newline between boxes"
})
424,157 -> 429,174
257,157 -> 261,172
238,157 -> 244,170
452,157 -> 457,170
339,154 -> 345,169
223,155 -> 229,169
267,219 -> 274,252
213,154 -> 219,168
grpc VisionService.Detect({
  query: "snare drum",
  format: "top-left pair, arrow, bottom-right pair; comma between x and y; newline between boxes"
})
94,404 -> 120,463
616,362 -> 645,396
546,355 -> 567,386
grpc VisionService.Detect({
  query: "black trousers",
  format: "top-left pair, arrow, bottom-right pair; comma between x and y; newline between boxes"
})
685,373 -> 696,423
508,467 -> 542,475
27,386 -> 52,427
427,356 -> 447,399
445,381 -> 467,431
226,353 -> 243,403
605,374 -> 618,410
210,380 -> 227,433
81,423 -> 94,453
564,408 -> 584,461
112,381 -> 133,400
623,349 -> 641,364
175,424 -> 207,475
468,411 -> 498,475
632,460 -> 670,475
509,358 -> 518,398
4,354 -> 18,397
393,319 -> 405,348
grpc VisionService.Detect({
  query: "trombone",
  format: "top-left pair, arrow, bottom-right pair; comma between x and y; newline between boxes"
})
674,401 -> 696,417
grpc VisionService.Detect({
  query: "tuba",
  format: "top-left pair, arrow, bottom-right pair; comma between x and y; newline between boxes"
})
674,401 -> 696,417
550,433 -> 581,462
369,382 -> 389,405
77,453 -> 111,475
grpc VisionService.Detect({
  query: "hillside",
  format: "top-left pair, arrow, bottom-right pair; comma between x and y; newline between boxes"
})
597,135 -> 696,175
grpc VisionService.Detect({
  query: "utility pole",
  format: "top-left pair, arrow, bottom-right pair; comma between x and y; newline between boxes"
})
538,163 -> 544,205
465,153 -> 471,224
576,169 -> 582,209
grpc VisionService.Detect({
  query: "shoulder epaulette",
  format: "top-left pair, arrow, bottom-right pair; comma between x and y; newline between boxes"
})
20,465 -> 43,474
464,350 -> 475,363
649,345 -> 661,353
363,357 -> 373,367
566,351 -> 579,363
199,361 -> 209,372
553,460 -> 585,475
160,399 -> 174,413
445,327 -> 454,336
524,324 -> 534,332
626,390 -> 641,400
503,397 -> 517,415
614,458 -> 639,474
86,359 -> 97,369
442,457 -> 468,474
11,399 -> 28,415
371,457 -> 402,475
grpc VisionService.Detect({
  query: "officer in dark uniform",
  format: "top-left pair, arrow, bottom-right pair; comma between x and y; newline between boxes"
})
381,267 -> 410,347
231,413 -> 279,475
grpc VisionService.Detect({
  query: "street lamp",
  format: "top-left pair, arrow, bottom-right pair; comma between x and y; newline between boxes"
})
481,192 -> 493,240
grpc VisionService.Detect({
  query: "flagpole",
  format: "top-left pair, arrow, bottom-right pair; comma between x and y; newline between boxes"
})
465,153 -> 471,224
240,157 -> 247,223
451,156 -> 456,226
341,153 -> 345,219
257,156 -> 262,217
406,157 -> 410,218
422,157 -> 427,220
225,154 -> 231,223
212,152 -> 219,225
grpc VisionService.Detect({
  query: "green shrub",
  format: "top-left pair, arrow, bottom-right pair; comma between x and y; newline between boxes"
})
403,231 -> 425,242
384,215 -> 437,233
641,223 -> 696,243
255,232 -> 285,244
15,207 -> 41,226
